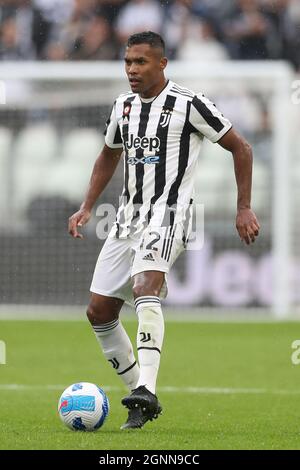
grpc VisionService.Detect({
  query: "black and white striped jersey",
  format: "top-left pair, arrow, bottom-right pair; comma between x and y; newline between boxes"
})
104,79 -> 232,238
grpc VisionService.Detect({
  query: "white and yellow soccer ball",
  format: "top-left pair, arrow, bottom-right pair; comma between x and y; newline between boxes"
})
58,382 -> 109,431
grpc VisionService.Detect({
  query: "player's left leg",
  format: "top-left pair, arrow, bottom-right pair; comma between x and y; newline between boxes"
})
121,271 -> 164,430
120,224 -> 187,429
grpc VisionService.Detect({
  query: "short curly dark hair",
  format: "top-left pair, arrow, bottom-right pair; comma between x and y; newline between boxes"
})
127,31 -> 165,55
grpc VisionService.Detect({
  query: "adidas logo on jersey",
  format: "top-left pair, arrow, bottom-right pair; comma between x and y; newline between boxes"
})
142,253 -> 155,261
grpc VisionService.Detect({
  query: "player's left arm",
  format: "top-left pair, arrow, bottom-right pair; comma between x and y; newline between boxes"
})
218,127 -> 260,245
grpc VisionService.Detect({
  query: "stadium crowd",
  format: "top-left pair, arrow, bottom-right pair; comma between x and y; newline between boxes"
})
0,0 -> 299,69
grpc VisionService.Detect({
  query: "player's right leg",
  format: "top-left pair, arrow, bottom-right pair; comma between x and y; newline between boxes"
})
88,235 -> 140,392
87,293 -> 139,392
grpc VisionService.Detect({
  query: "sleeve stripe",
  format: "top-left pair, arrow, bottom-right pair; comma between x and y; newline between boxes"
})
104,100 -> 123,146
191,95 -> 224,133
104,100 -> 116,137
103,116 -> 110,136
113,123 -> 122,144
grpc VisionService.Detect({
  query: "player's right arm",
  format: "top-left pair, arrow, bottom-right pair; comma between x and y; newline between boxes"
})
68,144 -> 122,239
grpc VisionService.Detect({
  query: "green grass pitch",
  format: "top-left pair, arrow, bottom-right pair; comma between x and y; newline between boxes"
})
0,319 -> 300,450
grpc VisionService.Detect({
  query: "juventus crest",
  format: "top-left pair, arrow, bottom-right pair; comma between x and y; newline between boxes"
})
159,108 -> 172,127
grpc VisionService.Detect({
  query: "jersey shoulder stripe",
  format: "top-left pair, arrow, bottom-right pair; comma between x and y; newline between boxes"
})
170,86 -> 195,101
170,88 -> 194,100
172,83 -> 195,94
118,91 -> 137,100
171,83 -> 195,97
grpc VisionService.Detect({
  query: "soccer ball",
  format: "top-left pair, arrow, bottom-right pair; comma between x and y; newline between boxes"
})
58,382 -> 109,431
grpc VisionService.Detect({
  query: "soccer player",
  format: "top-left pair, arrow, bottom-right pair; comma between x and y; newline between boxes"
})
68,31 -> 260,429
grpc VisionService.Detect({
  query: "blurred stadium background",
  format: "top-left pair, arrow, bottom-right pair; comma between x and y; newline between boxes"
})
0,0 -> 300,318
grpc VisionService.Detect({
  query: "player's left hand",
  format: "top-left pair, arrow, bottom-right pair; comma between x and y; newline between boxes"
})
236,208 -> 260,245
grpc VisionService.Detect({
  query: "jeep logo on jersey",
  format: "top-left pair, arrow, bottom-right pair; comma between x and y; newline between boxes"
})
125,134 -> 160,152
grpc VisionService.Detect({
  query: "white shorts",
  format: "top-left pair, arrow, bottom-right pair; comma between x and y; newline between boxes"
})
90,224 -> 186,306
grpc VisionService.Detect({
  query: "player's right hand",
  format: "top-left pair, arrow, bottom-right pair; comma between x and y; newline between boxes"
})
68,208 -> 91,239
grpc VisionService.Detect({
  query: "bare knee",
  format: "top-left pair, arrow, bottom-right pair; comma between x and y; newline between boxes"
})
86,294 -> 123,325
132,283 -> 161,298
86,303 -> 103,325
132,272 -> 164,299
